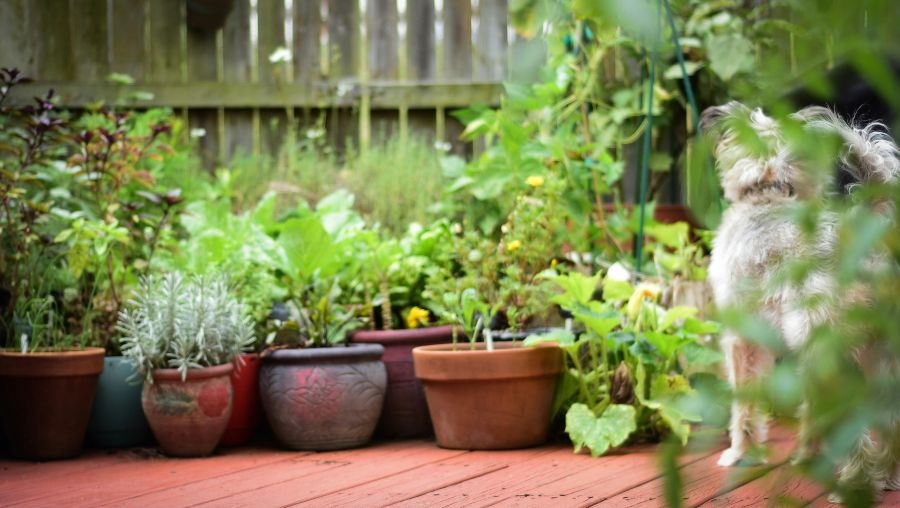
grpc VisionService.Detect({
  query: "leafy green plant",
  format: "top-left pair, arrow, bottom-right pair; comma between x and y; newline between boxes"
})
267,276 -> 366,349
117,272 -> 255,381
525,270 -> 721,456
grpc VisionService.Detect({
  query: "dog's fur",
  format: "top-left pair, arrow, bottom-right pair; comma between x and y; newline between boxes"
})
701,101 -> 900,495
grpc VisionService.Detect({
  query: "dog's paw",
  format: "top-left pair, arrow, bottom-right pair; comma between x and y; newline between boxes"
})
717,448 -> 744,467
886,469 -> 900,491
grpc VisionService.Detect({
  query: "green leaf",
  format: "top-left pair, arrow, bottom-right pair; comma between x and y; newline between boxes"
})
681,342 -> 724,366
706,33 -> 754,81
646,221 -> 689,249
683,317 -> 720,335
660,306 -> 699,331
602,279 -> 634,302
663,61 -> 704,80
524,329 -> 575,347
548,271 -> 602,308
565,403 -> 636,457
277,217 -> 338,280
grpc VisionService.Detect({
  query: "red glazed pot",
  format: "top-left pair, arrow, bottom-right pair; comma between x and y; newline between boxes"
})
350,325 -> 456,438
413,342 -> 562,450
142,363 -> 233,457
260,344 -> 386,451
219,353 -> 262,446
0,348 -> 104,460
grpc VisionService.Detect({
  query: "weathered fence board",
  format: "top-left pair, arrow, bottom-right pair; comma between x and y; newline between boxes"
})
1,0 -> 510,163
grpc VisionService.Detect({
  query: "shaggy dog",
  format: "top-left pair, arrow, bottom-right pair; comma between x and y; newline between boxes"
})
700,101 -> 899,496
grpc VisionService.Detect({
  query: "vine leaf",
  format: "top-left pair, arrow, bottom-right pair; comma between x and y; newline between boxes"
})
565,403 -> 636,457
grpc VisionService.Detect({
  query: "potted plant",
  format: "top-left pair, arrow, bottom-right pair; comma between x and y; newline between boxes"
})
118,271 -> 255,457
349,221 -> 459,438
524,270 -> 722,456
259,275 -> 386,451
0,70 -> 105,460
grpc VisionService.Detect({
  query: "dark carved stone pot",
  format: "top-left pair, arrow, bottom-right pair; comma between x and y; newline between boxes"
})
259,344 -> 386,451
350,325 -> 455,438
142,363 -> 234,457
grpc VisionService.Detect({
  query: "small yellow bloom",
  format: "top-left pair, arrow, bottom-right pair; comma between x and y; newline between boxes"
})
406,306 -> 431,329
506,239 -> 522,252
626,283 -> 662,319
550,258 -> 558,268
525,175 -> 545,188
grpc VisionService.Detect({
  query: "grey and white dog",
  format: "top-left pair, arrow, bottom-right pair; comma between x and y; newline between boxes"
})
701,101 -> 899,495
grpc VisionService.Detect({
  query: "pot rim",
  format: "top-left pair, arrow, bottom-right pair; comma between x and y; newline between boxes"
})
0,347 -> 105,377
151,362 -> 234,382
261,342 -> 384,363
412,342 -> 563,381
0,346 -> 106,356
350,324 -> 458,345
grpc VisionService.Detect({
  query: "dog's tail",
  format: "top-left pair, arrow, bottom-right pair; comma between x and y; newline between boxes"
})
794,106 -> 899,190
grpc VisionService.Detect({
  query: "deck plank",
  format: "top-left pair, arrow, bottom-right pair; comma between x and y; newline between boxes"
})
700,468 -> 825,507
190,440 -> 469,507
305,447 -> 555,507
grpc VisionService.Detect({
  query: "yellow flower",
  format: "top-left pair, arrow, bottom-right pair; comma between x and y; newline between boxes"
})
506,239 -> 522,252
626,283 -> 662,319
406,306 -> 431,329
525,175 -> 545,188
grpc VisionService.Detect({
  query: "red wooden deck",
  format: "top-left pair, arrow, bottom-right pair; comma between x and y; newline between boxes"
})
2,431 -> 898,507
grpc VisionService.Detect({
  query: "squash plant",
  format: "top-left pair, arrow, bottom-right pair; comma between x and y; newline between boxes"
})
525,270 -> 721,456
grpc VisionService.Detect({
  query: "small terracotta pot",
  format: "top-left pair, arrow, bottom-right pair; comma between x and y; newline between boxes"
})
0,348 -> 104,460
413,342 -> 563,450
142,363 -> 234,457
260,344 -> 386,451
350,325 -> 456,438
219,353 -> 262,446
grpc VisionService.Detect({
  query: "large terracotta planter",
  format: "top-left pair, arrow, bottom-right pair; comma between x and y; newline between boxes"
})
87,356 -> 152,448
142,363 -> 234,457
350,325 -> 456,438
0,347 -> 104,460
259,344 -> 387,451
413,342 -> 563,450
219,353 -> 262,446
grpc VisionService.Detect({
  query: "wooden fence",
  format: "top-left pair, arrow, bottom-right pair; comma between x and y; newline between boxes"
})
0,0 -> 512,165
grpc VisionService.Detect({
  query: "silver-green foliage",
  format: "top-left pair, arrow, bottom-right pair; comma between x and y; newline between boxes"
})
118,272 -> 255,381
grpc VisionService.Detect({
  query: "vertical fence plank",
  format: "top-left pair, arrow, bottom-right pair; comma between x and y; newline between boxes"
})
69,0 -> 110,82
293,0 -> 321,82
366,0 -> 399,143
257,0 -> 288,159
223,0 -> 254,160
32,2 -> 74,80
0,0 -> 35,75
187,17 -> 221,169
109,0 -> 148,81
148,0 -> 184,82
407,0 -> 435,81
441,0 -> 472,154
474,0 -> 507,80
327,0 -> 359,151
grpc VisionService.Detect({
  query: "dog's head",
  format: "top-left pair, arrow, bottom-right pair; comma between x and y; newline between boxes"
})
701,102 -> 899,204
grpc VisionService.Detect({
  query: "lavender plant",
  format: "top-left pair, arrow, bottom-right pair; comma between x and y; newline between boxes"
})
117,272 -> 255,381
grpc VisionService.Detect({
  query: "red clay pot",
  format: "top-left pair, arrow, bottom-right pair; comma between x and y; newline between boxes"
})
413,342 -> 563,450
142,363 -> 233,457
350,325 -> 456,438
259,344 -> 386,451
0,347 -> 104,460
219,353 -> 262,446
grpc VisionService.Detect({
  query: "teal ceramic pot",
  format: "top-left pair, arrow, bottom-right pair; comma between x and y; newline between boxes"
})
87,356 -> 152,448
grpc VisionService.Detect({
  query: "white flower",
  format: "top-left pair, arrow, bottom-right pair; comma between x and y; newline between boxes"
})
606,262 -> 631,282
268,47 -> 292,64
407,222 -> 423,236
433,141 -> 452,152
336,81 -> 354,98
305,128 -> 325,140
189,128 -> 206,139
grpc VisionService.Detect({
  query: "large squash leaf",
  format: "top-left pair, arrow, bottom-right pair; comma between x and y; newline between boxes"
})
566,403 -> 636,457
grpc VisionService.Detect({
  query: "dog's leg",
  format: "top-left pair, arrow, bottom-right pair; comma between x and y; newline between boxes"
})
830,429 -> 887,504
718,333 -> 773,467
791,402 -> 818,465
885,416 -> 900,491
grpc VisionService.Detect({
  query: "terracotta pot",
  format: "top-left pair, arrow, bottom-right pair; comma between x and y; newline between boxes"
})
350,325 -> 456,438
142,363 -> 234,457
260,344 -> 386,451
87,356 -> 152,448
219,353 -> 262,447
0,347 -> 104,460
413,342 -> 563,450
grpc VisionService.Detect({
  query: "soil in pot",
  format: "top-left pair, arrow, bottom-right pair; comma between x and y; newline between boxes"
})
87,356 -> 152,448
260,343 -> 387,451
413,341 -> 563,450
142,363 -> 234,457
0,347 -> 105,460
350,325 -> 455,439
219,353 -> 262,447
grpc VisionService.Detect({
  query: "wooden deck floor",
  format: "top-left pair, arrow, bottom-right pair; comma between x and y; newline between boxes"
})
2,431 -> 898,507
